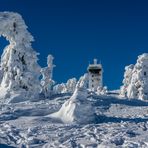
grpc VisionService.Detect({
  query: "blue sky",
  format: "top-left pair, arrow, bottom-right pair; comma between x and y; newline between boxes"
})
0,0 -> 148,89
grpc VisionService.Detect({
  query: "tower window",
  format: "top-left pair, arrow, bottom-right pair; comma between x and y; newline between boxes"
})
144,72 -> 146,76
92,85 -> 94,87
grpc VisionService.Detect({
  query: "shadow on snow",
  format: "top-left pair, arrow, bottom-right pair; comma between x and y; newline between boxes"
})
96,115 -> 148,124
94,95 -> 148,107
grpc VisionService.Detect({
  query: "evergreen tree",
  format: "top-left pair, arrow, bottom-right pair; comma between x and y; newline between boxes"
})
120,53 -> 148,100
0,12 -> 41,101
40,54 -> 55,97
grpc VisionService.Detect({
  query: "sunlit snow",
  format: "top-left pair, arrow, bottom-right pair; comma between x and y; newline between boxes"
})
0,12 -> 148,148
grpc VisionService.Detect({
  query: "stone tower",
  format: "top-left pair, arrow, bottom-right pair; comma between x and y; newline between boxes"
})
87,59 -> 103,91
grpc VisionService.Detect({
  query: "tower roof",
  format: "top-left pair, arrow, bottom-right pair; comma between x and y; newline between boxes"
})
87,58 -> 102,71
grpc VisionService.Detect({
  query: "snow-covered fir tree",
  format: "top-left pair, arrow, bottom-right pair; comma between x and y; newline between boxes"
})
53,83 -> 67,94
120,64 -> 134,97
0,12 -> 41,102
53,78 -> 77,94
76,74 -> 88,90
96,86 -> 108,95
0,65 -> 3,84
120,53 -> 148,100
66,78 -> 77,93
40,54 -> 55,97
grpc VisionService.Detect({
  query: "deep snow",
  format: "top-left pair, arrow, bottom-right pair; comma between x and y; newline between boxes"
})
0,93 -> 148,148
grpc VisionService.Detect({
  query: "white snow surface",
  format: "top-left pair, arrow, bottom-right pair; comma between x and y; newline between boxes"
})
1,93 -> 148,148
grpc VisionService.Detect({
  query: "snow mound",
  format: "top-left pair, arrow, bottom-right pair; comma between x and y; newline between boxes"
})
50,74 -> 96,124
120,53 -> 148,100
0,12 -> 41,103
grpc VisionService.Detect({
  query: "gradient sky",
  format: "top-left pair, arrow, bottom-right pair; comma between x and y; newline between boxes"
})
0,0 -> 148,90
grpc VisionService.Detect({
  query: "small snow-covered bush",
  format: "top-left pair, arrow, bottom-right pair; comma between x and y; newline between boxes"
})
53,78 -> 77,94
97,86 -> 108,95
53,83 -> 67,94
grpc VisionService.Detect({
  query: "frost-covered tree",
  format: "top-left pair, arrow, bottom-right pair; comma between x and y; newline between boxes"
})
40,55 -> 55,97
0,12 -> 41,102
120,64 -> 134,97
53,83 -> 67,94
120,53 -> 148,100
0,65 -> 3,84
53,78 -> 77,94
47,54 -> 55,79
76,74 -> 88,89
66,78 -> 77,93
97,86 -> 108,95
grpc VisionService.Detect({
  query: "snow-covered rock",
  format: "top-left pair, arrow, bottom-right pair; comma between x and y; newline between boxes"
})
0,12 -> 41,103
120,53 -> 148,100
50,74 -> 96,124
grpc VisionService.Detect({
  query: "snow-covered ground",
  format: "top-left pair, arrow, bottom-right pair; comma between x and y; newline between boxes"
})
0,93 -> 148,148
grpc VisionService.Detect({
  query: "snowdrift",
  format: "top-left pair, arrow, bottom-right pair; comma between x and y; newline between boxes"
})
50,74 -> 96,124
